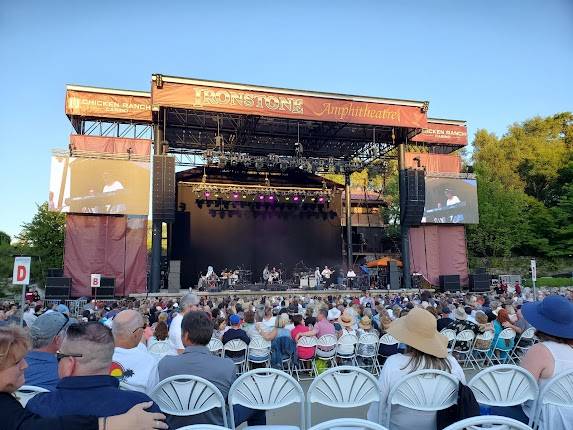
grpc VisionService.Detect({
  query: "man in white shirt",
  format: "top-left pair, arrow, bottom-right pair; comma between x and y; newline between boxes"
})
321,266 -> 333,287
168,293 -> 200,353
111,310 -> 158,395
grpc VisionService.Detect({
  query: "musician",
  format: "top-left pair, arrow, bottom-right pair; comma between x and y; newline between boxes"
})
269,267 -> 280,284
314,267 -> 322,286
321,265 -> 333,287
102,171 -> 125,214
263,265 -> 270,285
205,265 -> 219,290
445,188 -> 464,223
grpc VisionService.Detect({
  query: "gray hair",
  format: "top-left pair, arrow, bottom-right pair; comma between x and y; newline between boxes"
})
180,293 -> 200,310
111,310 -> 143,340
62,322 -> 114,374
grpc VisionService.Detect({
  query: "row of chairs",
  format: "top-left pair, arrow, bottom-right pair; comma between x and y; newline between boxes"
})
440,327 -> 537,370
17,364 -> 573,429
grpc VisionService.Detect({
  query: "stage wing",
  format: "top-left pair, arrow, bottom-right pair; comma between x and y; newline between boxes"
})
422,176 -> 479,224
49,156 -> 150,216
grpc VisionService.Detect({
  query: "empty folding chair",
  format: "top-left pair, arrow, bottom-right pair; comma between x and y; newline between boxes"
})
385,369 -> 459,429
530,368 -> 573,430
440,329 -> 457,353
452,329 -> 476,369
306,366 -> 381,428
293,336 -> 317,381
228,368 -> 305,429
246,336 -> 271,370
356,332 -> 379,374
335,333 -> 358,366
208,337 -> 224,357
442,415 -> 533,430
223,338 -> 248,374
308,418 -> 389,430
151,374 -> 228,428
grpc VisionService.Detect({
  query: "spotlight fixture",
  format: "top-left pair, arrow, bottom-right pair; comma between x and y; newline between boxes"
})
204,191 -> 211,198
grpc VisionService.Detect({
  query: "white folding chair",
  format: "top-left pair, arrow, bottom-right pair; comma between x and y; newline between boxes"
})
442,415 -> 533,430
293,336 -> 317,381
223,338 -> 248,374
468,365 -> 538,409
335,333 -> 358,366
356,333 -> 379,374
511,327 -> 536,364
177,426 -> 230,430
315,334 -> 337,370
228,368 -> 305,430
246,336 -> 271,370
452,329 -> 476,369
530,368 -> 573,430
440,329 -> 457,353
385,369 -> 459,429
150,374 -> 228,428
308,418 -> 389,430
491,328 -> 516,364
306,365 -> 381,429
148,340 -> 175,359
15,385 -> 49,407
208,337 -> 224,357
377,333 -> 399,368
470,330 -> 494,369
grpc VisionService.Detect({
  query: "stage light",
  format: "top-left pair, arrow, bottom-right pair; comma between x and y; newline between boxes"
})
242,195 -> 247,199
285,197 -> 290,201
232,193 -> 239,199
214,193 -> 219,198
318,197 -> 325,203
311,197 -> 315,201
293,196 -> 300,202
268,195 -> 274,201
259,195 -> 264,200
204,191 -> 211,198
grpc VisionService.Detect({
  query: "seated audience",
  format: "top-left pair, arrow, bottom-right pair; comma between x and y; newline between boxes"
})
157,311 -> 265,428
367,307 -> 465,430
447,306 -> 479,352
488,308 -> 521,361
24,312 -> 72,391
222,314 -> 250,360
168,293 -> 200,353
290,314 -> 315,360
111,310 -> 159,395
27,322 -> 160,417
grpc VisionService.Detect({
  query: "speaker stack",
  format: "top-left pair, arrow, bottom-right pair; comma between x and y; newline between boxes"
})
469,269 -> 491,292
389,261 -> 402,290
153,155 -> 176,223
45,277 -> 71,300
92,277 -> 115,299
439,275 -> 461,292
401,168 -> 426,226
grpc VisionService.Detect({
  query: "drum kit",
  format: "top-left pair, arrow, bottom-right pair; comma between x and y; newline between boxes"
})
198,267 -> 252,291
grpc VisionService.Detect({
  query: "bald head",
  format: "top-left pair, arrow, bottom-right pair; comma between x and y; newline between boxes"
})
112,310 -> 143,348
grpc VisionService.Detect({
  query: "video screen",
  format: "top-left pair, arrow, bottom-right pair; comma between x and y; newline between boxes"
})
422,177 -> 479,224
49,156 -> 150,215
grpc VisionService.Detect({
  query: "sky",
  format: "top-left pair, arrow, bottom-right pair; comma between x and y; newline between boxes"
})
0,0 -> 572,238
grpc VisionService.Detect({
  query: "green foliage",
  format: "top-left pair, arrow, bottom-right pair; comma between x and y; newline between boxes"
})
16,203 -> 66,286
534,277 -> 573,288
468,112 -> 573,259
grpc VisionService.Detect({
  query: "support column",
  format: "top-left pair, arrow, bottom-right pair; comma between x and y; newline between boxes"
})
345,173 -> 353,270
398,142 -> 412,289
150,123 -> 163,293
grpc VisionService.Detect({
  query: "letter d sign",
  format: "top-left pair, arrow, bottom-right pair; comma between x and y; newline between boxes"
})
13,257 -> 31,285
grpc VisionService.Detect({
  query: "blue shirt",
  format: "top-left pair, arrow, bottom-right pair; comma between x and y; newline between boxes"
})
23,351 -> 59,391
26,375 -> 161,417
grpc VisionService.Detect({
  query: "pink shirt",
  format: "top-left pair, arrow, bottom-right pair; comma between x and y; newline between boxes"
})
291,325 -> 315,359
314,318 -> 335,338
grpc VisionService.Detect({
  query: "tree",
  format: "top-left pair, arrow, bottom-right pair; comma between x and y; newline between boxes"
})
0,231 -> 10,245
17,203 -> 66,286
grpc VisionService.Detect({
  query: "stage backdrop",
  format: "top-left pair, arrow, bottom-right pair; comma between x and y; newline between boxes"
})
173,185 -> 343,288
406,152 -> 469,286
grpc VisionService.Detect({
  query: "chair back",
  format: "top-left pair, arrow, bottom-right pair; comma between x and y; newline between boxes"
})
531,368 -> 573,427
498,328 -> 517,341
248,336 -> 271,350
519,327 -> 536,341
228,368 -> 304,429
358,332 -> 379,346
151,374 -> 228,427
379,333 -> 399,345
177,426 -> 230,430
307,365 -> 380,428
15,385 -> 49,407
309,418 -> 389,430
455,329 -> 475,342
474,330 -> 493,349
148,340 -> 174,355
468,364 -> 538,407
297,336 -> 318,348
386,369 -> 459,428
223,338 -> 247,354
442,415 -> 533,430
317,334 -> 337,348
207,337 -> 224,355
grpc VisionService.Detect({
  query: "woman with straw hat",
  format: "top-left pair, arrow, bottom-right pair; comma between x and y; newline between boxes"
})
366,307 -> 465,430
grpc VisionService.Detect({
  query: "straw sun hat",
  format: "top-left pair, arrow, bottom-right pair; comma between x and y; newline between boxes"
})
359,316 -> 373,330
386,307 -> 448,358
340,312 -> 355,327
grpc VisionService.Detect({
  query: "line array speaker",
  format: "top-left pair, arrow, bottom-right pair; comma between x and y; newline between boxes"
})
153,155 -> 176,223
389,261 -> 402,290
401,168 -> 426,226
45,277 -> 71,300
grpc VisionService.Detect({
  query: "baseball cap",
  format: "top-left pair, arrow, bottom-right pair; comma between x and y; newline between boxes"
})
30,312 -> 72,341
229,314 -> 241,325
56,304 -> 70,314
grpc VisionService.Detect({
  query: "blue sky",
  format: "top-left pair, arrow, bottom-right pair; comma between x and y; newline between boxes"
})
0,0 -> 572,238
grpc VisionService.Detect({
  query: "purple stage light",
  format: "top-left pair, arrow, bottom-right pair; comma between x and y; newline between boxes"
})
318,197 -> 325,203
259,195 -> 264,200
232,193 -> 239,199
204,191 -> 211,198
293,196 -> 300,202
269,195 -> 274,200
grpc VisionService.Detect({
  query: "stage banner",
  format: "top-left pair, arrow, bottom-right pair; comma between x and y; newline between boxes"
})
411,122 -> 468,146
66,89 -> 152,122
152,81 -> 428,128
70,135 -> 152,156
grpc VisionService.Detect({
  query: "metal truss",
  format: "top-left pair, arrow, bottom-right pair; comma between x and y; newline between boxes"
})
73,119 -> 153,140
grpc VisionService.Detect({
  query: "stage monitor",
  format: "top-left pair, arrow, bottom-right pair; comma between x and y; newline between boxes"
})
422,176 -> 479,224
49,156 -> 150,215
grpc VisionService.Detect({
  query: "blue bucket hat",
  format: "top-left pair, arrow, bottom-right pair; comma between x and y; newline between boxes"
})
522,295 -> 573,339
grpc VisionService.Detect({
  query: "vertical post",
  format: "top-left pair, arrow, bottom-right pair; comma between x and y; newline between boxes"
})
150,122 -> 163,293
345,173 -> 353,271
20,284 -> 26,327
398,142 -> 412,289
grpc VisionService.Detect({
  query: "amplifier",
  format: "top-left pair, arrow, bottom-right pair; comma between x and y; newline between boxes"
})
439,275 -> 461,292
45,277 -> 71,300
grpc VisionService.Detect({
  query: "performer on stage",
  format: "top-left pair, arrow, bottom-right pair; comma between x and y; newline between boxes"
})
263,264 -> 270,286
321,265 -> 333,287
314,266 -> 322,286
205,265 -> 219,290
269,267 -> 279,284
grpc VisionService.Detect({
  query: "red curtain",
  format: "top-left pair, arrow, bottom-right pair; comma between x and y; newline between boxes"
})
405,152 -> 469,286
69,134 -> 151,156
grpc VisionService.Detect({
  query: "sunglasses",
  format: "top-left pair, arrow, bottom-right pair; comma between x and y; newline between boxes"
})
55,314 -> 70,336
56,350 -> 83,362
132,326 -> 145,334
